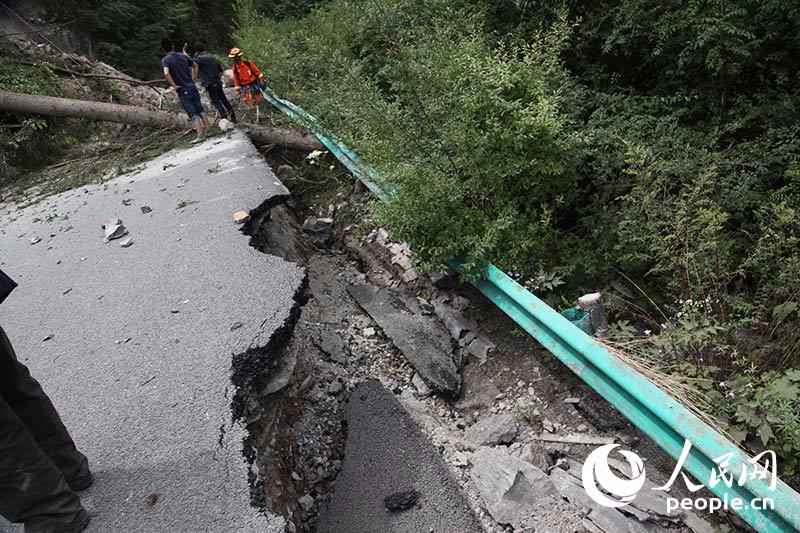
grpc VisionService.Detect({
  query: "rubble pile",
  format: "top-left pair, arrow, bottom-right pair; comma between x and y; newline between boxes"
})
240,158 -> 723,532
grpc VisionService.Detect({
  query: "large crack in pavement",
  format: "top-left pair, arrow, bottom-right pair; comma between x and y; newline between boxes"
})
233,172 -> 483,531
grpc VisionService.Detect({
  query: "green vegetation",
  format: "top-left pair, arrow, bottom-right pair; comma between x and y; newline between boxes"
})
0,42 -> 95,191
40,0 -> 236,78
235,0 -> 800,477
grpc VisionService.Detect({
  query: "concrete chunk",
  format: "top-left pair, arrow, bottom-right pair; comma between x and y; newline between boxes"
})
550,468 -> 649,533
467,335 -> 496,362
103,223 -> 127,241
465,413 -> 517,446
232,210 -> 250,224
470,446 -> 555,529
411,373 -> 431,396
432,297 -> 477,342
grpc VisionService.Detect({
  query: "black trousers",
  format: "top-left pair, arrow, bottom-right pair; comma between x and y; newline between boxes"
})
205,82 -> 236,120
0,326 -> 88,531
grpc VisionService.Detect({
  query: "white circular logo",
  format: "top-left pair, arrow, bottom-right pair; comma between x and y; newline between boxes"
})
582,443 -> 646,507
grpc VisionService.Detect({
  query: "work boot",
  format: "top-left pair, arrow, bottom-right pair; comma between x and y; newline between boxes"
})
228,112 -> 238,124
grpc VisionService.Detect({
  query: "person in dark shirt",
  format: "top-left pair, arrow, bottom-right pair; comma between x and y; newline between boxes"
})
193,42 -> 237,123
161,38 -> 209,143
0,269 -> 93,533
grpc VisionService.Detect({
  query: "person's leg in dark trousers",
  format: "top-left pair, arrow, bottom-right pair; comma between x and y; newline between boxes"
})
0,395 -> 88,532
0,327 -> 90,488
206,82 -> 237,122
0,326 -> 90,532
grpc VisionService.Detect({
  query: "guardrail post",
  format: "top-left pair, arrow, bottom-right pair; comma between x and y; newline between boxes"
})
579,293 -> 609,339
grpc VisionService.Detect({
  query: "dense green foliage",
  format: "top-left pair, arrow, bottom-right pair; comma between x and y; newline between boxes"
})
236,0 -> 800,474
34,0 -> 331,78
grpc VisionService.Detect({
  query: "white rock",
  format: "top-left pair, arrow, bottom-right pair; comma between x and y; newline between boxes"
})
103,223 -> 127,241
218,118 -> 234,131
412,373 -> 431,396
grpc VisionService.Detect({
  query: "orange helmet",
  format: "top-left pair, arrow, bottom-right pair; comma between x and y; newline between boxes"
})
228,47 -> 242,58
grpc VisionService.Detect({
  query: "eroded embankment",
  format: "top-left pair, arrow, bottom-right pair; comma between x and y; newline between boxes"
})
228,175 -> 466,531
229,194 -> 315,528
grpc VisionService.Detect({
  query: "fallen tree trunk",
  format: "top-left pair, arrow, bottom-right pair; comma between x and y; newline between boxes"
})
0,91 -> 324,151
0,90 -> 186,129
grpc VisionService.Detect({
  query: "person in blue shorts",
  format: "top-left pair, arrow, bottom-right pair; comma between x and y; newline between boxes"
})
161,38 -> 209,143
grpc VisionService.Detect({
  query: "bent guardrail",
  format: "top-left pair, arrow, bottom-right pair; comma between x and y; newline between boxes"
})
261,87 -> 800,532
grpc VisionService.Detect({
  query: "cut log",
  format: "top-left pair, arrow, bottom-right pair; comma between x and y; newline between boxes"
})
0,91 -> 324,151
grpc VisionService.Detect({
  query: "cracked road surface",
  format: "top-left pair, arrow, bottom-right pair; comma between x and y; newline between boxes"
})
318,380 -> 482,533
0,132 -> 302,532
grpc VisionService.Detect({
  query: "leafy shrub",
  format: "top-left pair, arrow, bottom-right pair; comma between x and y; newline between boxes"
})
723,369 -> 800,475
237,0 -> 582,277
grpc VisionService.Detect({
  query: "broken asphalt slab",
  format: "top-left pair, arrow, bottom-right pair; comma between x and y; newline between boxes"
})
317,380 -> 481,533
0,131 -> 302,532
347,284 -> 461,396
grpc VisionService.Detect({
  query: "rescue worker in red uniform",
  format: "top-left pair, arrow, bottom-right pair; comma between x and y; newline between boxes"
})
228,47 -> 264,110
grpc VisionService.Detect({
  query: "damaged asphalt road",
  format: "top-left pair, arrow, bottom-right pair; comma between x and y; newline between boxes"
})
0,132 -> 302,532
0,127 -> 716,533
318,380 -> 481,533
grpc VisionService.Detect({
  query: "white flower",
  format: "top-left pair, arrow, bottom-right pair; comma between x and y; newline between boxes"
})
644,329 -> 652,336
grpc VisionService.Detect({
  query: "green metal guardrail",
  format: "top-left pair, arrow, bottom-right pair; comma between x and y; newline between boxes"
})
261,87 -> 800,532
